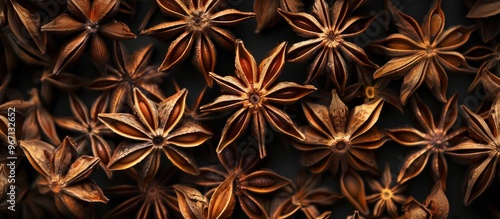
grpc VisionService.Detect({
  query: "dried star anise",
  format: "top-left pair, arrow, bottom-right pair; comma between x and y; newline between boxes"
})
193,145 -> 290,218
55,93 -> 114,178
105,167 -> 180,219
19,136 -> 108,218
278,0 -> 377,91
292,90 -> 385,215
366,164 -> 406,218
140,0 -> 254,86
445,94 -> 500,205
88,42 -> 167,113
1,0 -> 47,53
254,0 -> 304,33
99,88 -> 212,183
272,170 -> 343,219
371,0 -> 474,104
200,40 -> 316,158
386,94 -> 466,187
464,42 -> 500,97
41,0 -> 136,74
292,90 -> 386,176
344,66 -> 403,112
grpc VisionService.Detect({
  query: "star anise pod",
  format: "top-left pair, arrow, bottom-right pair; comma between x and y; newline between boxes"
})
55,93 -> 114,178
398,181 -> 449,219
172,184 -> 208,219
344,66 -> 403,112
105,167 -> 180,219
272,170 -> 343,219
1,0 -> 47,53
366,164 -> 406,218
371,0 -> 475,104
19,136 -> 108,218
140,0 -> 255,86
41,0 -> 136,74
254,0 -> 304,33
200,40 -> 316,158
193,145 -> 290,218
278,0 -> 377,91
445,94 -> 500,205
464,0 -> 500,42
89,42 -> 167,113
386,94 -> 466,187
464,42 -> 500,97
292,90 -> 386,176
99,88 -> 212,183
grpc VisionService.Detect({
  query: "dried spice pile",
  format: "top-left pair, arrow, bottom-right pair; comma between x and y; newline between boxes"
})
1,0 -> 500,218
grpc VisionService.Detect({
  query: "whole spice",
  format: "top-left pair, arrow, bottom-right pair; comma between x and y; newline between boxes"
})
41,0 -> 136,74
371,0 -> 475,104
445,94 -> 500,205
279,0 -> 377,92
366,164 -> 406,218
88,42 -> 167,113
193,145 -> 290,218
99,88 -> 212,184
19,136 -> 108,218
386,94 -> 466,187
201,40 -> 316,158
141,0 -> 255,87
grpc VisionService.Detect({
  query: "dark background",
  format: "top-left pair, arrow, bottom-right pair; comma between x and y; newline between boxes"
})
7,0 -> 500,218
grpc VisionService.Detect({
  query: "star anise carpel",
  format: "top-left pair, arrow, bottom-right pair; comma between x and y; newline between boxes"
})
19,136 -> 108,218
88,42 -> 167,113
41,0 -> 136,74
140,0 -> 255,87
55,93 -> 114,178
278,0 -> 377,92
99,87 -> 212,184
193,145 -> 291,218
445,94 -> 500,206
397,181 -> 449,219
386,94 -> 466,187
371,0 -> 475,104
1,0 -> 47,54
200,40 -> 316,158
254,0 -> 304,33
465,0 -> 500,42
366,164 -> 406,219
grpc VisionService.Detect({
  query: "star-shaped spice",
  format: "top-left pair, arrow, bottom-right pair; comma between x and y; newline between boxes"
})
141,0 -> 254,86
55,93 -> 114,178
200,40 -> 316,158
193,145 -> 290,218
386,94 -> 466,187
99,88 -> 212,183
41,0 -> 136,74
88,42 -> 167,113
278,0 -> 377,91
19,136 -> 108,218
371,0 -> 474,104
292,90 -> 386,176
366,164 -> 406,218
446,94 -> 500,205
